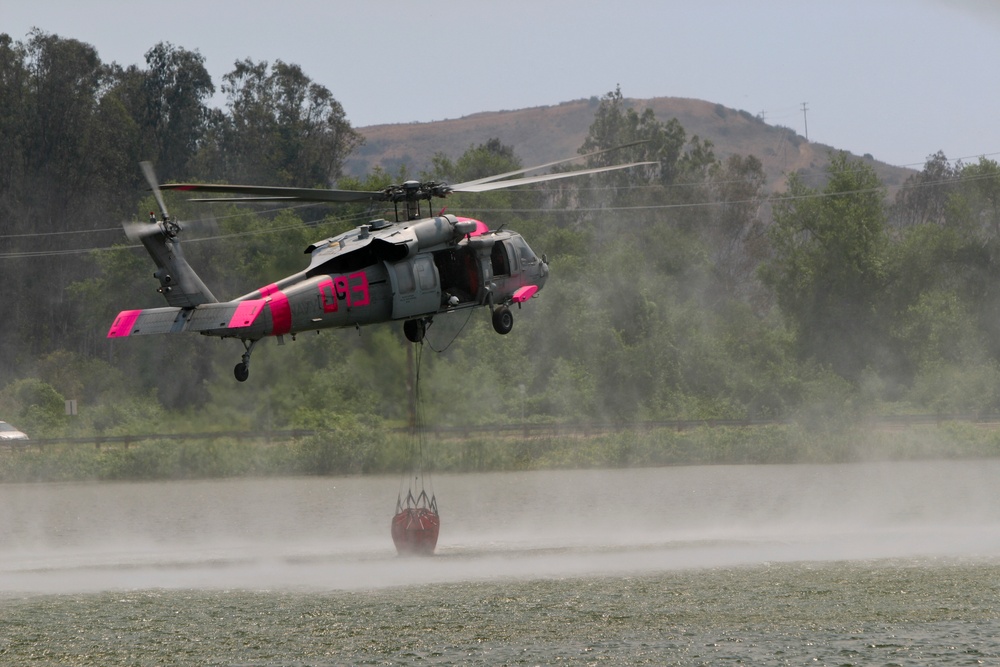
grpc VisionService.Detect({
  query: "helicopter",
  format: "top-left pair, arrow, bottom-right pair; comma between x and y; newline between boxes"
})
107,145 -> 654,381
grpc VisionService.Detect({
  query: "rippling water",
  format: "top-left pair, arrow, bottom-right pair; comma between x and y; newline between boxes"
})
2,461 -> 1000,664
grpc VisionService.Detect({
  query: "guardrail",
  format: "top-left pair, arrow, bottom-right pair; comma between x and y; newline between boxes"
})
4,413 -> 998,450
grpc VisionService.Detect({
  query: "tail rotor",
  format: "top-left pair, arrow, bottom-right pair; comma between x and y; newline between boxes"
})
125,161 -> 182,240
123,161 -> 217,308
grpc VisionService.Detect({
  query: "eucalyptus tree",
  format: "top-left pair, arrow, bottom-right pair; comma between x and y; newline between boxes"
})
208,58 -> 363,188
139,42 -> 215,180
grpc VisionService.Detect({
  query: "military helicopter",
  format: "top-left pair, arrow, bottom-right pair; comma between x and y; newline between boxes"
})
107,146 -> 653,381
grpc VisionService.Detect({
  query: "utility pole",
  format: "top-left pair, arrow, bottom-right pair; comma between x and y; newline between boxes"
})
801,102 -> 809,141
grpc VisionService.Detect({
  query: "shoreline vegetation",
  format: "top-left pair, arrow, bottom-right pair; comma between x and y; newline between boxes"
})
3,421 -> 1000,484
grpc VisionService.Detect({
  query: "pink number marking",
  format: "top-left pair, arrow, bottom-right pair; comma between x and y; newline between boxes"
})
318,278 -> 338,312
349,271 -> 370,306
316,271 -> 369,311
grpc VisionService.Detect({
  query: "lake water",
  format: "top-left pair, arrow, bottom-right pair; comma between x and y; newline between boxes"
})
2,461 -> 1000,664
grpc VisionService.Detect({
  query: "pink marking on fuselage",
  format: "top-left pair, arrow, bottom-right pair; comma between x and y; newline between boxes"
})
318,278 -> 338,312
258,283 -> 281,297
317,271 -> 370,313
228,300 -> 266,328
107,310 -> 143,338
266,291 -> 292,336
349,271 -> 370,306
256,283 -> 292,334
456,216 -> 489,237
512,285 -> 538,303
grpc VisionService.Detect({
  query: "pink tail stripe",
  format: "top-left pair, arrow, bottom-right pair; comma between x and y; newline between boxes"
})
228,300 -> 266,328
107,310 -> 143,338
255,284 -> 292,335
267,291 -> 292,336
512,285 -> 538,303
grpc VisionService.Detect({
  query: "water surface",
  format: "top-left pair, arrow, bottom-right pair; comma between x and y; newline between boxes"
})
2,461 -> 999,664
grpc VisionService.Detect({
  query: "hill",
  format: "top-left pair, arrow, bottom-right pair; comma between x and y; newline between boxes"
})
347,96 -> 914,191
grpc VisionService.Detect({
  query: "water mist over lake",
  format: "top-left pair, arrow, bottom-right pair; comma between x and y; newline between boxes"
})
2,460 -> 999,594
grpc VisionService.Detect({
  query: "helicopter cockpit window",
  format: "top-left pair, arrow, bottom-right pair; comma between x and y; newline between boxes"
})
510,236 -> 537,266
490,242 -> 511,276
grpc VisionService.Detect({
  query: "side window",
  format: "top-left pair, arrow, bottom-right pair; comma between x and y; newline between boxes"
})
414,255 -> 437,290
490,242 -> 511,276
396,263 -> 415,294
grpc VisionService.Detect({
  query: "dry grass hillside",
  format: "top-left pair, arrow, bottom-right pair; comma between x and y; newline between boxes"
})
347,96 -> 914,191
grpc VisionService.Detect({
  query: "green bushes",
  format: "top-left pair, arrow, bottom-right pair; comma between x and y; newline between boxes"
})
4,421 -> 1000,484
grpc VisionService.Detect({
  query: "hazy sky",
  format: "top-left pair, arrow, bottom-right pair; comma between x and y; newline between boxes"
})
5,0 -> 999,168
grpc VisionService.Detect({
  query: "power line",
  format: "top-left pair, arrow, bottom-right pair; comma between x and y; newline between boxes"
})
5,155 -> 1000,258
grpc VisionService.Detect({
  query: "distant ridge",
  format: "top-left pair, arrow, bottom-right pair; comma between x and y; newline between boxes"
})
348,96 -> 914,191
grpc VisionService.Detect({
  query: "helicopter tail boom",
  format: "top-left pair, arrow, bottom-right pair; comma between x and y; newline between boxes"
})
107,299 -> 267,338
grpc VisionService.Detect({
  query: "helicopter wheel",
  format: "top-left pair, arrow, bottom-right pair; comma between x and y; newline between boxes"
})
492,305 -> 514,335
233,338 -> 259,382
403,318 -> 426,343
234,362 -> 250,382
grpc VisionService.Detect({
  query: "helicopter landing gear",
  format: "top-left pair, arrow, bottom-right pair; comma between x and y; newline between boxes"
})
403,318 -> 427,343
234,363 -> 249,382
234,338 -> 260,382
492,305 -> 514,335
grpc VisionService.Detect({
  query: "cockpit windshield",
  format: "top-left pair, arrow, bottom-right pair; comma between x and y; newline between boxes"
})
509,236 -> 538,266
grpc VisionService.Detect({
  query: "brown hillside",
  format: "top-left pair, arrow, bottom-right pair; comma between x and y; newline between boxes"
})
347,96 -> 914,191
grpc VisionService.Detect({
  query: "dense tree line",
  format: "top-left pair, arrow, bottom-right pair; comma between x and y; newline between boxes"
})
0,31 -> 359,397
4,35 -> 1000,448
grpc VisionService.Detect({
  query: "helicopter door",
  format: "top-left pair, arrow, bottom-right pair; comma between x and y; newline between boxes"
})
388,254 -> 441,319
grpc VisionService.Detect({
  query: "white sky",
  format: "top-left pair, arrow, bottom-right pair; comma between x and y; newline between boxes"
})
5,0 -> 999,168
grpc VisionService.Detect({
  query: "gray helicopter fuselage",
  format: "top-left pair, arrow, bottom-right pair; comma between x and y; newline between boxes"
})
193,214 -> 548,339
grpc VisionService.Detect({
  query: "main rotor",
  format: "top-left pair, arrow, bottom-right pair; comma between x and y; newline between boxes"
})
158,141 -> 656,222
382,180 -> 452,203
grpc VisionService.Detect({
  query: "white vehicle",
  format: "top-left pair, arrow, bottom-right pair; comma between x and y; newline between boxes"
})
0,421 -> 28,440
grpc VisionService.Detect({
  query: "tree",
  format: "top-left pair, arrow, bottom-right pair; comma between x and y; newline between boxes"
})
579,85 -> 686,189
0,31 -> 112,378
956,157 -> 1000,237
139,42 -> 214,180
210,58 -> 362,187
0,34 -> 27,222
892,151 -> 957,227
707,154 -> 769,304
430,138 -> 536,231
432,137 -> 521,183
761,152 -> 890,380
19,29 -> 103,224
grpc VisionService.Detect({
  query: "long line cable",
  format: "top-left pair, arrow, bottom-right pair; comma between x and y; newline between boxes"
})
397,341 -> 434,509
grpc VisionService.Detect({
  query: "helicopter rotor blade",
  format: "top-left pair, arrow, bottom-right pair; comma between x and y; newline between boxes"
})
155,142 -> 655,206
451,161 -> 658,193
160,183 -> 383,203
449,140 -> 651,190
140,161 -> 170,220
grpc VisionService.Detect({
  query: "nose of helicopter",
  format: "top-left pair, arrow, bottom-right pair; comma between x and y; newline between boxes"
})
537,255 -> 549,289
